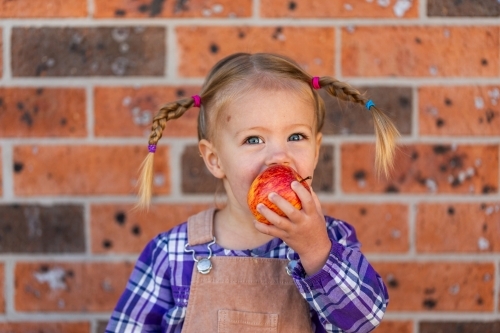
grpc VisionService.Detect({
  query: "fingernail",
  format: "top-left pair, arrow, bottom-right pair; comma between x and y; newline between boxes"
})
257,203 -> 264,212
268,192 -> 277,201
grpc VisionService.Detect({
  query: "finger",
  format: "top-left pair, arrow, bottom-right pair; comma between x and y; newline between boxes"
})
257,202 -> 293,231
310,189 -> 323,215
267,193 -> 301,222
253,219 -> 288,239
291,181 -> 316,214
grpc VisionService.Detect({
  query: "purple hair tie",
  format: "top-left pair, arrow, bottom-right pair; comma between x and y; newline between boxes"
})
312,77 -> 321,90
192,95 -> 201,107
148,144 -> 157,153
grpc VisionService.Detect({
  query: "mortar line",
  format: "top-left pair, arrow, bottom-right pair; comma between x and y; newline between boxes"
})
3,135 -> 500,145
91,319 -> 98,333
2,18 -> 500,26
420,0 -> 427,20
4,259 -> 14,316
495,236 -> 500,314
88,0 -> 95,18
408,202 -> 416,257
86,85 -> 94,139
412,85 -> 419,139
2,144 -> 14,200
253,0 -> 260,19
4,78 -> 500,87
0,311 -> 497,322
1,252 -> 500,262
3,24 -> 12,81
0,193 -> 499,205
0,313 -> 116,322
84,202 -> 92,256
166,23 -> 174,79
384,312 -> 500,320
333,142 -> 342,199
0,135 -> 498,147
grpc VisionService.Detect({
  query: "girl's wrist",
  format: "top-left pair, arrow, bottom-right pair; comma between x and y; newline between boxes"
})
298,237 -> 331,276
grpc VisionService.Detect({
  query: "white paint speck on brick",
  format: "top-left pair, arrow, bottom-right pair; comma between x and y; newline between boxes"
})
474,96 -> 485,109
477,237 -> 489,251
377,0 -> 390,7
34,268 -> 67,290
212,4 -> 223,13
393,0 -> 412,17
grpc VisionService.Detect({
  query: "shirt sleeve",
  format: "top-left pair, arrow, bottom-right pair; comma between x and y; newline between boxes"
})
291,217 -> 389,333
106,236 -> 174,333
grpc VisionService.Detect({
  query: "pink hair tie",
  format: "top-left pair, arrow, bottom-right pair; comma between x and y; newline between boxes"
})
311,77 -> 321,90
192,95 -> 201,107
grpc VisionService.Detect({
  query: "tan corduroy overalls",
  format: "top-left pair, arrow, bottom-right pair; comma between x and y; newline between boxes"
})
181,209 -> 314,333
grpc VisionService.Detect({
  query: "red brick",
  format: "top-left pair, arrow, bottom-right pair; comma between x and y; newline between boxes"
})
0,0 -> 87,17
12,27 -> 165,77
0,88 -> 86,138
376,321 -> 413,333
342,26 -> 499,77
13,145 -> 170,196
0,263 -> 4,313
312,145 -> 334,193
420,321 -> 500,333
428,0 -> 500,17
177,26 -> 335,77
0,30 -> 3,78
0,322 -> 90,333
94,0 -> 251,18
91,203 -> 211,253
322,203 -> 409,253
374,262 -> 495,311
261,0 -> 418,18
15,262 -> 132,312
321,87 -> 413,136
0,204 -> 85,254
341,144 -> 499,194
0,147 -> 2,198
417,202 -> 500,253
94,86 -> 201,138
419,86 -> 500,136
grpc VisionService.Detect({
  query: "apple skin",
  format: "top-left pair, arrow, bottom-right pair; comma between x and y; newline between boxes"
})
247,165 -> 311,225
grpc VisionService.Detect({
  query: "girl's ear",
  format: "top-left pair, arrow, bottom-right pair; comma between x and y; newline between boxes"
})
313,132 -> 323,169
198,139 -> 225,179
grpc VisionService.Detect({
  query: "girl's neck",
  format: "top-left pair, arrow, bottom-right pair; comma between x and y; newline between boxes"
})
214,205 -> 274,251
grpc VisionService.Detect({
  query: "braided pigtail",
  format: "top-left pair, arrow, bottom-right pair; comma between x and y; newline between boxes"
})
314,76 -> 400,177
136,95 -> 201,209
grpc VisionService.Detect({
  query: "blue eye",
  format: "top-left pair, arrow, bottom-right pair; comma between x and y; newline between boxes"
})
288,133 -> 305,141
245,136 -> 263,144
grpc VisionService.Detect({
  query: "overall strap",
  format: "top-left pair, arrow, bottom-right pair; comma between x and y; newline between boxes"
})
187,208 -> 216,246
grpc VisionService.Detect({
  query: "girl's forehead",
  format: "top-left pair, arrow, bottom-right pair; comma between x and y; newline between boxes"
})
217,88 -> 316,129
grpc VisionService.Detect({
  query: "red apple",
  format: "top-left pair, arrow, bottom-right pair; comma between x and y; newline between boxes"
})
247,164 -> 311,225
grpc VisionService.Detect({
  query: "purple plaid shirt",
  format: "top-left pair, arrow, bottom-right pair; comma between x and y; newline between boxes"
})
106,215 -> 388,333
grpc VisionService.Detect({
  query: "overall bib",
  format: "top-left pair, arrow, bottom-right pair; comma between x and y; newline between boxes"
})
181,209 -> 313,333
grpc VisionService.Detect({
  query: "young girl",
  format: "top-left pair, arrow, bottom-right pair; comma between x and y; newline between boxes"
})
106,53 -> 398,333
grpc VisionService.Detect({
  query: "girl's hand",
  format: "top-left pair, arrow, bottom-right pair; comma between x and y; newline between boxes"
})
253,181 -> 331,276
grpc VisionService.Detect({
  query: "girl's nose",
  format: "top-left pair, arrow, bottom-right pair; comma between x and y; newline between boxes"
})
264,144 -> 291,166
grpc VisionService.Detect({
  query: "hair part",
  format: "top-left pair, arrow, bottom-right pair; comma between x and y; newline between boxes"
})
137,53 -> 400,208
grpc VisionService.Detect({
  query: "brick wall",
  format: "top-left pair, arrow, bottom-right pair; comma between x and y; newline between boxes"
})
0,1 -> 499,332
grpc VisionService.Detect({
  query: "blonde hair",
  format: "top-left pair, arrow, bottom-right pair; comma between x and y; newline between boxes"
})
137,53 -> 399,208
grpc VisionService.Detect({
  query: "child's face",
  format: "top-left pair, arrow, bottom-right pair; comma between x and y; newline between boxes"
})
202,87 -> 322,217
